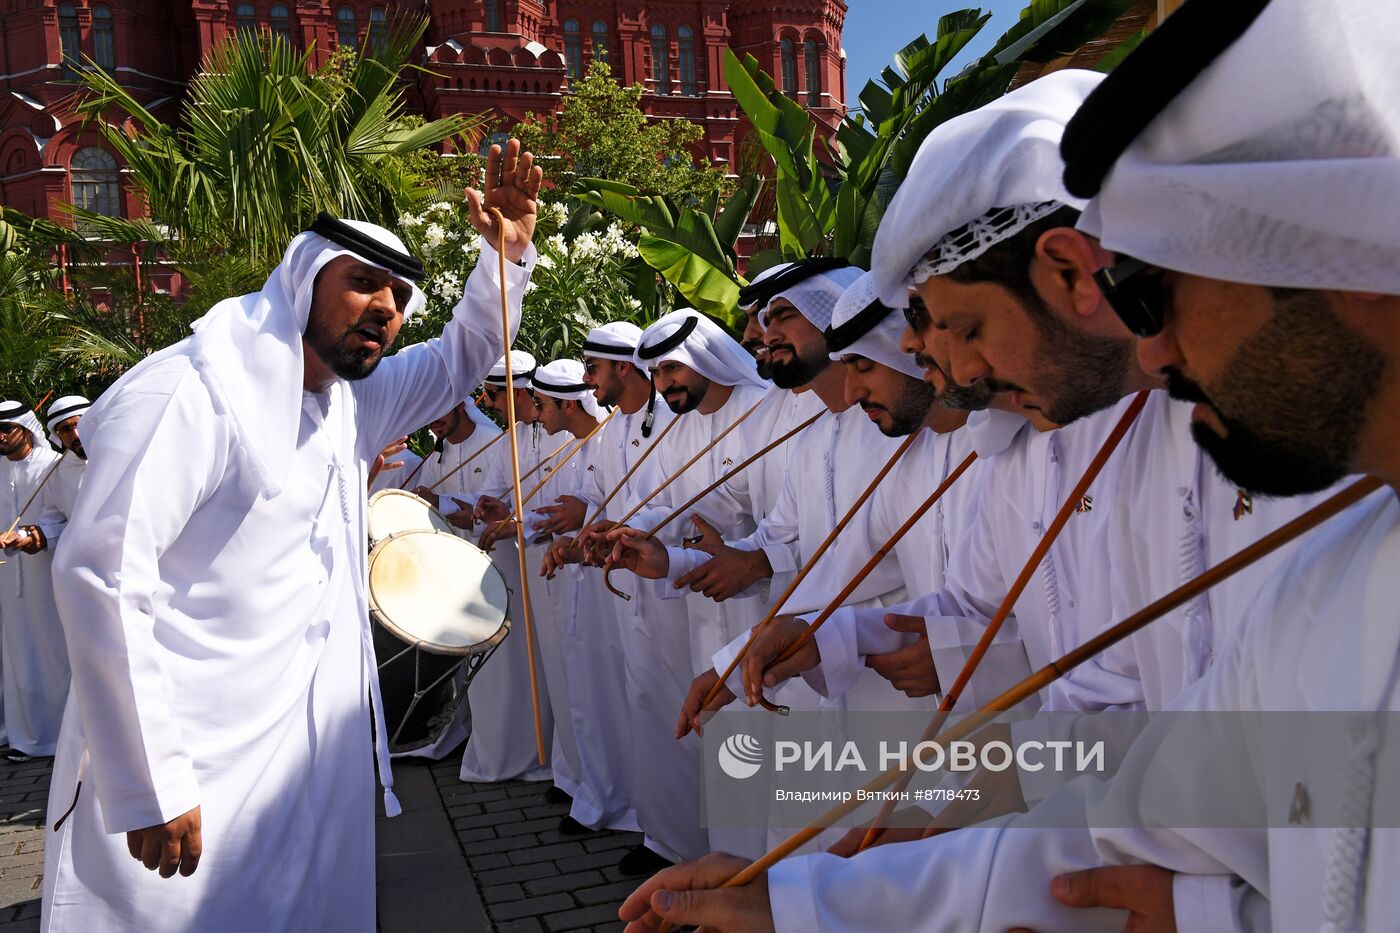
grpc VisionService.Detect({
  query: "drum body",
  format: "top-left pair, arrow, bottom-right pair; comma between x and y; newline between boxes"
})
368,528 -> 511,755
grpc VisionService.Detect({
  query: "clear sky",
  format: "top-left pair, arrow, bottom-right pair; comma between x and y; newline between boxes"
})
841,0 -> 1030,113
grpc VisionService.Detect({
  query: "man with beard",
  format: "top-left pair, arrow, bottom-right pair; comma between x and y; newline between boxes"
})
541,323 -> 699,874
42,141 -> 539,932
0,401 -> 68,762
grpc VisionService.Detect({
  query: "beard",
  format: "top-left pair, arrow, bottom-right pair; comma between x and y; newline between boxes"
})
1023,301 -> 1134,426
69,439 -> 86,460
1166,290 -> 1384,496
664,384 -> 705,414
768,343 -> 829,389
743,339 -> 774,380
918,354 -> 994,411
865,378 -> 939,437
304,316 -> 387,381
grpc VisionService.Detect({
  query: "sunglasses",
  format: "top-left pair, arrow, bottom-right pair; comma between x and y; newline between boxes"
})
1093,256 -> 1168,338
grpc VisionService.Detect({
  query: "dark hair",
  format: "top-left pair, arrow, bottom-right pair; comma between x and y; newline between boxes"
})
943,205 -> 1082,312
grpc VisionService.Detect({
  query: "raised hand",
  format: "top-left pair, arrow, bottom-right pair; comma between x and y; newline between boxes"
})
465,138 -> 543,263
674,515 -> 771,601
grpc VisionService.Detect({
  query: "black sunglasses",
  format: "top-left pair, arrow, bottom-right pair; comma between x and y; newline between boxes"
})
1093,256 -> 1169,338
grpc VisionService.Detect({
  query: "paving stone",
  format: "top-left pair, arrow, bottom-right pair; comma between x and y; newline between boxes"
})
543,904 -> 629,931
488,892 -> 575,922
453,809 -> 526,831
467,852 -> 512,872
494,919 -> 546,933
507,841 -> 587,865
481,882 -> 525,904
582,833 -> 638,853
575,881 -> 642,907
554,849 -> 628,874
476,861 -> 558,886
465,834 -> 540,856
496,816 -> 565,838
521,869 -> 605,897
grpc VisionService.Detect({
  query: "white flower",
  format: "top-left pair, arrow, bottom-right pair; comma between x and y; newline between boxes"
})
399,212 -> 422,228
544,233 -> 568,257
423,223 -> 447,249
627,297 -> 643,311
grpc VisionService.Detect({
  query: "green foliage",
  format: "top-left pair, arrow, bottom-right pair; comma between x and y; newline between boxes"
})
514,61 -> 731,206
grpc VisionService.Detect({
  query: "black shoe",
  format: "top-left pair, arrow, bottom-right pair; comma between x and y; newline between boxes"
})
5,752 -> 32,763
618,844 -> 673,876
557,815 -> 592,835
544,785 -> 572,805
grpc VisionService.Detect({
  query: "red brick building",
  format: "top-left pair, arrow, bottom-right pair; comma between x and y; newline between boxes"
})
0,1 -> 847,226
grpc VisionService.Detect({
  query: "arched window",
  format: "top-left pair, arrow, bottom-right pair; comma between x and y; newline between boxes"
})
71,148 -> 122,225
58,3 -> 80,77
678,25 -> 696,96
484,0 -> 502,32
368,7 -> 387,53
804,38 -> 821,106
591,20 -> 609,63
650,24 -> 669,95
336,6 -> 357,49
93,5 -> 115,70
780,38 -> 797,99
235,2 -> 256,32
563,19 -> 583,81
270,5 -> 293,42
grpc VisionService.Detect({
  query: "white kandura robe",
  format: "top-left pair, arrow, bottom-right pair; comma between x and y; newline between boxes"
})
458,421 -> 556,784
0,443 -> 69,756
35,454 -> 86,546
43,241 -> 527,933
768,487 -> 1399,933
387,422 -> 506,762
536,428 -> 639,831
578,402 -> 706,859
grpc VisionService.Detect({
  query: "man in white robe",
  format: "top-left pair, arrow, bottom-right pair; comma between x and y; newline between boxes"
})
458,349 -> 557,785
411,398 -> 506,524
0,401 -> 67,761
42,141 -> 540,932
618,2 -> 1400,927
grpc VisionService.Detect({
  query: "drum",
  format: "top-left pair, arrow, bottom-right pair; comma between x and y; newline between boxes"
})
367,488 -> 453,547
368,528 -> 511,755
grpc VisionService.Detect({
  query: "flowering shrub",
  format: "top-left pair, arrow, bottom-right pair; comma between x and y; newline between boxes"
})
395,197 -> 662,361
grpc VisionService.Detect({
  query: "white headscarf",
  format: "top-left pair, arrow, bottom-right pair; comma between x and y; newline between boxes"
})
741,262 -> 793,310
870,69 -> 1104,308
46,394 -> 90,449
582,321 -> 643,363
531,358 -> 603,420
634,310 -> 765,389
84,221 -> 426,501
0,401 -> 45,446
485,350 -> 537,387
826,272 -> 924,380
1067,0 -> 1400,294
758,265 -> 865,331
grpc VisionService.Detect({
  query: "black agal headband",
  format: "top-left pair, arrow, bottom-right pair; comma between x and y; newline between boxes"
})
737,257 -> 852,310
531,374 -> 591,394
636,315 -> 700,361
1061,0 -> 1273,199
309,212 -> 426,283
825,296 -> 896,354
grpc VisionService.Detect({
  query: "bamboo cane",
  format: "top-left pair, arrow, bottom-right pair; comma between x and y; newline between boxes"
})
489,206 -> 546,766
855,389 -> 1149,850
603,408 -> 826,600
698,429 -> 921,711
424,428 -> 509,492
651,475 -> 1383,929
0,449 -> 68,566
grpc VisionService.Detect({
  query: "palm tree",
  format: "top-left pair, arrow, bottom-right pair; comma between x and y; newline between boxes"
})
70,15 -> 484,270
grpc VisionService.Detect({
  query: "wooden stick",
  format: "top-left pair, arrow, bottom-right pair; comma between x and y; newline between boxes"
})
33,391 -> 53,414
675,474 -> 1383,908
424,428 -> 509,492
856,389 -> 1149,851
490,206 -> 546,767
0,449 -> 68,566
766,452 -> 979,670
700,429 -> 921,710
603,407 -> 826,600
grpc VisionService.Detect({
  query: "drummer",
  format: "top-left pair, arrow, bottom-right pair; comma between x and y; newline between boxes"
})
412,398 -> 508,531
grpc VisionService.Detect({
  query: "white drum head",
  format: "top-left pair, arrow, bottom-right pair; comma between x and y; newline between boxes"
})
368,488 -> 453,544
369,529 -> 510,655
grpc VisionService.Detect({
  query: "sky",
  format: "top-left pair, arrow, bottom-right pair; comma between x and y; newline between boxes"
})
841,0 -> 1030,113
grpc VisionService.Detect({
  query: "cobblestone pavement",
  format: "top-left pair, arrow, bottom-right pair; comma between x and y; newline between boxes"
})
0,754 -> 644,932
